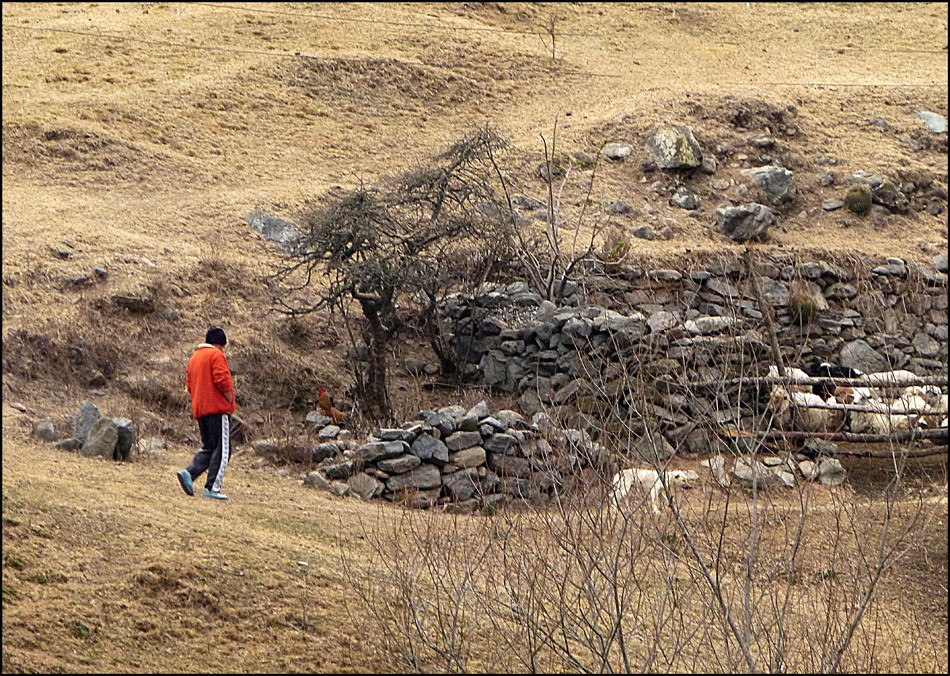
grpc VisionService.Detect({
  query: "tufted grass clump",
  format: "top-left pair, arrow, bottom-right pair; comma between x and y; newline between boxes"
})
844,184 -> 873,215
788,290 -> 820,325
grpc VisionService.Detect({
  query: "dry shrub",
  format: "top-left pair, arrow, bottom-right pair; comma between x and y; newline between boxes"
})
787,288 -> 820,326
234,333 -> 328,413
2,322 -> 127,386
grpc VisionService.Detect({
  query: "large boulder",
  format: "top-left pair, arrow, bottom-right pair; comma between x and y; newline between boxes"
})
741,166 -> 796,205
73,402 -> 101,445
646,125 -> 703,169
715,203 -> 773,241
81,417 -> 119,459
347,473 -> 384,500
839,339 -> 888,374
385,464 -> 442,492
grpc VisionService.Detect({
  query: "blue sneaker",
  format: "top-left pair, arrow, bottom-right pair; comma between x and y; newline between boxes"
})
203,488 -> 228,500
177,469 -> 194,496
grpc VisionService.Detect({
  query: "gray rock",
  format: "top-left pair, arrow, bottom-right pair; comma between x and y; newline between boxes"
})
73,402 -> 101,444
818,458 -> 847,486
606,199 -> 631,214
917,111 -> 948,134
403,357 -> 430,376
798,460 -> 819,481
81,417 -> 119,459
112,418 -> 135,461
375,428 -> 418,443
55,438 -> 82,451
444,430 -> 483,452
647,311 -> 678,333
771,468 -> 796,488
385,464 -> 442,492
312,442 -> 343,463
934,253 -> 948,273
700,455 -> 732,488
321,460 -> 356,481
305,411 -> 332,428
494,409 -> 530,431
715,203 -> 773,241
359,440 -> 410,463
483,433 -> 520,454
304,471 -> 349,497
112,293 -> 154,314
347,473 -> 383,500
821,199 -> 844,211
449,446 -> 487,469
824,283 -> 857,300
741,166 -> 796,204
631,433 -> 675,463
443,469 -> 480,502
684,316 -> 738,335
851,172 -> 909,213
632,225 -> 656,240
761,280 -> 789,306
601,143 -> 633,161
839,339 -> 888,374
33,420 -> 57,442
487,453 -> 533,478
733,458 -> 772,489
138,436 -> 166,453
410,434 -> 450,464
670,186 -> 700,210
394,487 -> 442,509
465,400 -> 491,421
247,211 -> 303,254
646,126 -> 703,169
912,332 -> 940,357
376,453 -> 422,475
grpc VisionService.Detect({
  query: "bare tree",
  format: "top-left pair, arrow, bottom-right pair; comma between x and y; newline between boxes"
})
270,127 -> 515,422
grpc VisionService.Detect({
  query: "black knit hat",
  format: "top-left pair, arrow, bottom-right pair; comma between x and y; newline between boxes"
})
205,326 -> 227,346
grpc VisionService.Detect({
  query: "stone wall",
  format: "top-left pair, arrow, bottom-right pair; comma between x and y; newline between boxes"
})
443,251 -> 947,452
305,404 -> 613,512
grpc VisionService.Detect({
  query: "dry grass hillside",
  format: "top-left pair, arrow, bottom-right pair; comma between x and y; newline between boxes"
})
2,2 -> 948,673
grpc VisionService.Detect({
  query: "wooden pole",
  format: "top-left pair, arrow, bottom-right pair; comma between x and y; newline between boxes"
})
685,375 -> 949,388
747,428 -> 948,443
826,445 -> 948,459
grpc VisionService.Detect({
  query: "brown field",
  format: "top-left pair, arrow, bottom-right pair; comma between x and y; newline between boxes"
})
2,2 -> 948,673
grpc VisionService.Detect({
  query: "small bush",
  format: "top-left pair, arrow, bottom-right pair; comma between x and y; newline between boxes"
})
845,184 -> 873,215
600,226 -> 630,264
788,290 -> 820,325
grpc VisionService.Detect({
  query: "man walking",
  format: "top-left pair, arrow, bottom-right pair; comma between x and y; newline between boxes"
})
177,326 -> 235,500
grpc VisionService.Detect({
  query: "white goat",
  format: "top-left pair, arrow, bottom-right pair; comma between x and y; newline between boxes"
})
768,365 -> 812,393
767,387 -> 843,432
610,468 -> 692,515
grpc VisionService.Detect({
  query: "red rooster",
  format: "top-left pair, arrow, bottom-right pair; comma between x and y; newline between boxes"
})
317,387 -> 345,424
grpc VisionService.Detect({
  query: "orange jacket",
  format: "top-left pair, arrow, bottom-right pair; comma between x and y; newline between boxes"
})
186,344 -> 235,418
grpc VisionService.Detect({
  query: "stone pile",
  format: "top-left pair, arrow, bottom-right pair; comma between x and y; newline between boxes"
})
35,401 -> 136,461
303,403 -> 613,512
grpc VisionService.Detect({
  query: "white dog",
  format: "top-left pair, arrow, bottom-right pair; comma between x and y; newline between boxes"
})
610,468 -> 693,515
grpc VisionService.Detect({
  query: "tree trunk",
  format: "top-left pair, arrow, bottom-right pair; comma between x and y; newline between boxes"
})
359,301 -> 394,423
